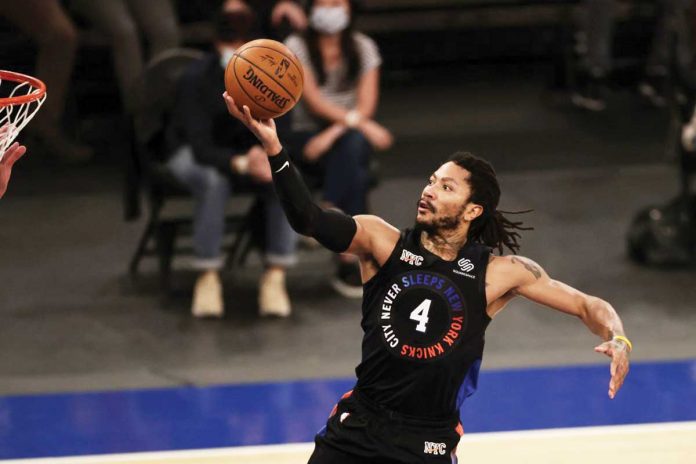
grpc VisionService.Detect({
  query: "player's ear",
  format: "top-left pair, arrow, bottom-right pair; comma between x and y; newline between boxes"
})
465,202 -> 484,221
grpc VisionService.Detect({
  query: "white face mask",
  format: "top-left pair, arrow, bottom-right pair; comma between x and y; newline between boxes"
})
220,47 -> 235,69
310,6 -> 349,35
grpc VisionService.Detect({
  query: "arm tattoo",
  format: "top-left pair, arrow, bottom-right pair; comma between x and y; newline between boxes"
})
511,257 -> 542,280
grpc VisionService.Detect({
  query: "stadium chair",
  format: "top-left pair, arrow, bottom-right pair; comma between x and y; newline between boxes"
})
126,48 -> 263,290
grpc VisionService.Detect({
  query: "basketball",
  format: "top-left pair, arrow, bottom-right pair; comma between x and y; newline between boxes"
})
224,39 -> 304,120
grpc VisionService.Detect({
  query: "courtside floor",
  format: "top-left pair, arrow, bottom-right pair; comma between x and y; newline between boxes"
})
5,422 -> 696,464
1,360 -> 695,463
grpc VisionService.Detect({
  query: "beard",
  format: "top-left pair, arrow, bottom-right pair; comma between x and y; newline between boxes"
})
415,201 -> 467,233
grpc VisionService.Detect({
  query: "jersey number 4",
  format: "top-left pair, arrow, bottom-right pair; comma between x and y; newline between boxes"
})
410,299 -> 432,333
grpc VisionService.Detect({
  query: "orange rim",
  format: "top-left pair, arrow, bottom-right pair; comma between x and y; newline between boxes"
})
0,70 -> 46,106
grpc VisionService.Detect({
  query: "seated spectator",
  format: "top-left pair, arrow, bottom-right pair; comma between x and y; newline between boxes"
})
283,0 -> 393,298
249,0 -> 308,38
165,0 -> 297,318
70,0 -> 180,109
0,0 -> 92,162
573,0 -> 694,110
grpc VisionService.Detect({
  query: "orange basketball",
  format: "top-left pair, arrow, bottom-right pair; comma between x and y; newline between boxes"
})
225,39 -> 304,120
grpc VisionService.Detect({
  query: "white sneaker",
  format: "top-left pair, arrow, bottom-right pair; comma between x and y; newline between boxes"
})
258,268 -> 291,317
191,271 -> 224,318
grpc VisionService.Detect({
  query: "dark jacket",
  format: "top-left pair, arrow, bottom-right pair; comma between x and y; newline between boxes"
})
167,52 -> 258,172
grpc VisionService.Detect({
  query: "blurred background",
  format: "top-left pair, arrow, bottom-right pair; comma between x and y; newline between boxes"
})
0,0 -> 695,462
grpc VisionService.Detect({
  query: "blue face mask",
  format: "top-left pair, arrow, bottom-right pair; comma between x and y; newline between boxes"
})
220,47 -> 236,69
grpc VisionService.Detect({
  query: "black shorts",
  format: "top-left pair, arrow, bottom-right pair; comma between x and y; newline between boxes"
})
308,390 -> 463,464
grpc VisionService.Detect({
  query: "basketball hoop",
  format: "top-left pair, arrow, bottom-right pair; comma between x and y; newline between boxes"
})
0,70 -> 46,161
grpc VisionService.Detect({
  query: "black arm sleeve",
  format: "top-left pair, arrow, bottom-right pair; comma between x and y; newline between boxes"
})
268,148 -> 357,253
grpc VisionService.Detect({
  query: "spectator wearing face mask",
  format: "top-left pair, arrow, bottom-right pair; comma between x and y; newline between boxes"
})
165,0 -> 298,318
573,0 -> 694,111
283,0 -> 393,299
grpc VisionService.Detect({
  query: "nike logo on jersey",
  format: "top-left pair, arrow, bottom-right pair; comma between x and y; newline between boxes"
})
274,161 -> 289,173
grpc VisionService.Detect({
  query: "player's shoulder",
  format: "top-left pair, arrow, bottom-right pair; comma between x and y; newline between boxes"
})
487,254 -> 544,278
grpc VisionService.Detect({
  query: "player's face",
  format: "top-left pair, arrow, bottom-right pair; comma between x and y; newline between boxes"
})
416,162 -> 481,231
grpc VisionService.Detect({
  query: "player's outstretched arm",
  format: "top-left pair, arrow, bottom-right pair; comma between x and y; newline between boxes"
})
222,92 -> 398,259
492,255 -> 631,399
0,142 -> 27,199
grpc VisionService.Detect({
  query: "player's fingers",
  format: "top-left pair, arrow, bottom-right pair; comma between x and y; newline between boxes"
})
2,143 -> 24,165
0,142 -> 17,164
222,93 -> 241,117
10,145 -> 27,166
242,105 -> 258,128
594,345 -> 612,357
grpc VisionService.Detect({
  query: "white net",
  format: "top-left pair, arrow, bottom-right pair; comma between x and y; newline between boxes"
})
0,71 -> 46,162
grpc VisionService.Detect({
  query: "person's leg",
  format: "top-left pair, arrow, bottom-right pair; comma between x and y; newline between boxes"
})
580,0 -> 617,77
0,0 -> 92,161
573,0 -> 617,111
307,441 -> 366,464
259,188 -> 298,317
0,0 -> 75,129
167,146 -> 231,317
321,130 -> 372,298
321,129 -> 372,216
641,0 -> 692,105
71,0 -> 143,108
126,0 -> 180,58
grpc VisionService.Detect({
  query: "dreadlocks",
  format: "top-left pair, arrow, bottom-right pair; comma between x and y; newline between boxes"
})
448,152 -> 533,255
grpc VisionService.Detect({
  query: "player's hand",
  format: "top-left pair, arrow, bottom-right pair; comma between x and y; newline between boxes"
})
358,119 -> 394,151
247,145 -> 272,184
271,1 -> 307,30
0,142 -> 27,199
594,338 -> 630,399
223,92 -> 282,156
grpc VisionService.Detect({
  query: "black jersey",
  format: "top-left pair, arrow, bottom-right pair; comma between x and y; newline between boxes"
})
354,227 -> 492,419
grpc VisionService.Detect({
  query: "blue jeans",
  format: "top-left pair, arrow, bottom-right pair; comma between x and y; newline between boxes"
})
292,129 -> 372,216
167,145 -> 298,270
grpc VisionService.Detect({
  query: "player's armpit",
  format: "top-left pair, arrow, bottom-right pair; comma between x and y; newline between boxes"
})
347,215 -> 400,265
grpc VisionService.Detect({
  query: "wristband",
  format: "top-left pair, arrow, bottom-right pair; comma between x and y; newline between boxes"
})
268,147 -> 290,172
612,335 -> 633,352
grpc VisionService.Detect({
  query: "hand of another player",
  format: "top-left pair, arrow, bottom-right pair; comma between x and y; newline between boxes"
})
271,1 -> 308,30
223,92 -> 282,156
247,145 -> 272,184
303,124 -> 347,162
0,142 -> 27,199
594,339 -> 630,399
358,119 -> 394,151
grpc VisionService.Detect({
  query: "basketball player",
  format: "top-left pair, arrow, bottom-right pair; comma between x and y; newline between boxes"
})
0,142 -> 27,199
223,93 -> 632,463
